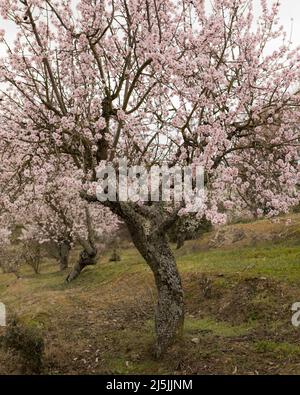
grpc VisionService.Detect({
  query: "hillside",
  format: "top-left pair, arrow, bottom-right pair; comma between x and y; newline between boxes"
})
1,214 -> 300,375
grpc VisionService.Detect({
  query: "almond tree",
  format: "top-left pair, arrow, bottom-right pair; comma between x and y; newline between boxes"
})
1,0 -> 300,356
4,158 -> 119,277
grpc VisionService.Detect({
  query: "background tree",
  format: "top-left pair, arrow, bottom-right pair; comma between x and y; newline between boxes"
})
9,162 -> 120,278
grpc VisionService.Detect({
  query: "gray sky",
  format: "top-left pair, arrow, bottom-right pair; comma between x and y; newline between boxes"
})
0,0 -> 299,54
267,0 -> 300,48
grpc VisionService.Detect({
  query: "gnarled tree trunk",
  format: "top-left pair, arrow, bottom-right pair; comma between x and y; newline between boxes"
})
66,206 -> 97,282
144,234 -> 184,358
81,196 -> 185,357
120,204 -> 184,358
66,245 -> 97,282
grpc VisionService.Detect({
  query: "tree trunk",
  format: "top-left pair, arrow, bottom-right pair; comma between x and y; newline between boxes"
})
109,248 -> 121,262
81,198 -> 184,357
66,207 -> 98,282
66,247 -> 97,282
129,227 -> 184,358
58,241 -> 71,271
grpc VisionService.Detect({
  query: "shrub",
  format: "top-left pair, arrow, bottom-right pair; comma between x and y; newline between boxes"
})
1,318 -> 45,374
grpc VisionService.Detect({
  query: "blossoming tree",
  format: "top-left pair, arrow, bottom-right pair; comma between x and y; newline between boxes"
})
1,155 -> 119,278
1,0 -> 300,356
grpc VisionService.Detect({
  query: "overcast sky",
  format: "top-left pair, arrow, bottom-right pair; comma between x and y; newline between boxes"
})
0,0 -> 299,54
272,0 -> 300,47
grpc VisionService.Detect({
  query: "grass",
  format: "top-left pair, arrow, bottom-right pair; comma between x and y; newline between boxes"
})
254,340 -> 300,356
184,317 -> 256,337
178,244 -> 300,282
1,213 -> 300,374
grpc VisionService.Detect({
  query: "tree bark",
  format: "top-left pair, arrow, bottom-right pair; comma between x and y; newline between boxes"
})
58,241 -> 71,271
127,222 -> 184,358
66,245 -> 97,282
81,197 -> 184,357
66,206 -> 98,282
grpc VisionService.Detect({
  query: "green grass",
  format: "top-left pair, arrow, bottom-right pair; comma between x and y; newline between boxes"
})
184,317 -> 256,337
254,340 -> 300,356
177,243 -> 300,283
